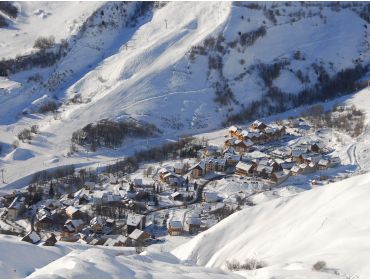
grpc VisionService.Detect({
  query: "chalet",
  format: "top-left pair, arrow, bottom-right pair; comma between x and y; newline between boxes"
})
251,120 -> 267,131
106,218 -> 116,228
329,157 -> 341,167
168,220 -> 183,236
129,229 -> 150,245
235,161 -> 254,176
109,174 -> 119,185
234,139 -> 253,153
288,118 -> 300,128
290,165 -> 301,176
43,233 -> 57,246
63,219 -> 84,235
186,217 -> 201,234
292,149 -> 305,163
21,231 -> 41,244
104,235 -> 130,247
224,153 -> 240,167
133,178 -> 144,187
281,159 -> 295,170
299,163 -> 310,174
310,142 -> 325,153
35,209 -> 54,230
202,146 -> 220,158
302,153 -> 322,164
65,206 -> 83,220
159,168 -> 171,181
255,164 -> 267,178
307,162 -> 317,172
43,199 -> 62,211
223,145 -> 237,155
271,170 -> 288,183
272,147 -> 292,159
201,218 -> 218,231
190,162 -> 205,178
204,158 -> 226,173
264,165 -> 274,178
93,191 -> 104,205
83,181 -> 96,190
74,189 -> 90,205
88,237 -> 105,245
228,125 -> 241,138
173,162 -> 187,175
318,158 -> 329,170
126,213 -> 146,234
224,137 -> 236,148
7,196 -> 25,221
90,217 -> 105,233
170,191 -> 182,201
203,192 -> 221,203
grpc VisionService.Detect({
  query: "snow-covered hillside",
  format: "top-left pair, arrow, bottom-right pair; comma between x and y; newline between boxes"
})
172,171 -> 370,278
0,234 -> 238,279
1,1 -> 370,191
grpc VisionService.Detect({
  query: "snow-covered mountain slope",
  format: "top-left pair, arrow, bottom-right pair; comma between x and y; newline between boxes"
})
172,171 -> 370,278
0,2 -> 103,59
1,2 -> 370,190
0,235 -> 238,279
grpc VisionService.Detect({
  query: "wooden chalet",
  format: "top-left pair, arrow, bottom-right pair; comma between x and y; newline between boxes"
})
186,217 -> 201,234
129,229 -> 150,245
235,161 -> 254,176
190,162 -> 205,178
168,220 -> 183,236
126,213 -> 146,234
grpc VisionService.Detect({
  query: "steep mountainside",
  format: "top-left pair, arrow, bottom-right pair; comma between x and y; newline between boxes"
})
1,1 -> 370,188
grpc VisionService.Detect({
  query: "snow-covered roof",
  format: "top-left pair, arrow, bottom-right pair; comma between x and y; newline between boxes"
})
203,192 -> 219,202
235,161 -> 253,171
170,191 -> 181,198
129,229 -> 146,240
173,162 -> 185,169
127,213 -> 144,227
66,219 -> 84,228
169,220 -> 183,229
104,235 -> 128,246
65,206 -> 80,216
318,159 -> 329,166
27,231 -> 41,243
292,149 -> 304,157
187,217 -> 201,225
273,171 -> 287,179
229,125 -> 238,132
90,216 -> 104,226
190,161 -> 205,170
133,178 -> 143,185
291,165 -> 301,173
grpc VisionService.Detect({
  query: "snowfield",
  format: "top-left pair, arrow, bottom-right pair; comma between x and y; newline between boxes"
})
0,235 -> 238,279
1,2 -> 370,190
173,171 -> 370,278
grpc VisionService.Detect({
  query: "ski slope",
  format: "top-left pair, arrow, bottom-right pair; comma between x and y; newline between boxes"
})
1,2 -> 370,191
172,171 -> 370,278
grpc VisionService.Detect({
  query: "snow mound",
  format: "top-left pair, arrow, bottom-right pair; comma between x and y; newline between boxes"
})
27,248 -> 238,279
173,172 -> 370,278
0,235 -> 67,278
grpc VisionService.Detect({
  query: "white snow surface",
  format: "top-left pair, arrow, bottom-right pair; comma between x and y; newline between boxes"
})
0,235 -> 238,279
1,2 -> 370,190
172,171 -> 370,278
